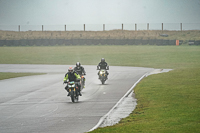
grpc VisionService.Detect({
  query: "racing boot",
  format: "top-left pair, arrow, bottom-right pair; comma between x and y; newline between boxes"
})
79,91 -> 82,96
67,89 -> 70,96
76,86 -> 82,96
67,92 -> 70,96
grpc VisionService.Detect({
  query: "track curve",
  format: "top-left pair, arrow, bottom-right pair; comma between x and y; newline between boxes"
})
0,64 -> 154,133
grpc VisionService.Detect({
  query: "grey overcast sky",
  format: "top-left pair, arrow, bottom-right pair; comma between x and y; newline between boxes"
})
0,0 -> 200,25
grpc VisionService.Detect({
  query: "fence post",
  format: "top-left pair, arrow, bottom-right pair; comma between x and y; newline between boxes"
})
180,23 -> 182,31
18,25 -> 20,32
65,25 -> 66,31
103,24 -> 105,31
147,23 -> 149,30
135,23 -> 137,31
162,23 -> 163,31
84,24 -> 85,31
122,23 -> 123,30
42,25 -> 43,31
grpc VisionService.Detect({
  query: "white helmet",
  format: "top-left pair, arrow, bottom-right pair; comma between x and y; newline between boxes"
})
68,67 -> 74,73
76,62 -> 81,69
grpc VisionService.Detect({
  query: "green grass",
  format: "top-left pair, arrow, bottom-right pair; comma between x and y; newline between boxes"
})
0,45 -> 199,69
0,72 -> 45,80
0,45 -> 200,132
91,68 -> 200,133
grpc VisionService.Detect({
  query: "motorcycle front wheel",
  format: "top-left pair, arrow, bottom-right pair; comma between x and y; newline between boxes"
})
70,91 -> 75,103
101,80 -> 105,84
74,91 -> 79,102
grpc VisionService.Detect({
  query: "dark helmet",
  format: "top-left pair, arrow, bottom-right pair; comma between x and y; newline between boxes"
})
76,62 -> 81,68
101,58 -> 105,62
68,67 -> 74,74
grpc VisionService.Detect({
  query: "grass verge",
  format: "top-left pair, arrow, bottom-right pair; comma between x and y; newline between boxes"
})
0,72 -> 45,80
91,68 -> 200,133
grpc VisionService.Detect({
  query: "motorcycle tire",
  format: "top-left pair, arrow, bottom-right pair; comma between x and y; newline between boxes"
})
80,82 -> 84,91
70,91 -> 75,103
75,91 -> 79,102
101,80 -> 105,84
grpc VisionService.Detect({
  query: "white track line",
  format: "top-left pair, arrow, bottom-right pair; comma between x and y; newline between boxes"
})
89,73 -> 148,132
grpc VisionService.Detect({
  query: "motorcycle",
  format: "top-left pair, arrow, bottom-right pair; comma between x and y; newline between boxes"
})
67,81 -> 79,103
97,66 -> 109,84
80,75 -> 85,91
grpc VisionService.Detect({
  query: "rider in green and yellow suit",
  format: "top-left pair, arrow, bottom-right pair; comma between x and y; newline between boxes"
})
63,67 -> 82,96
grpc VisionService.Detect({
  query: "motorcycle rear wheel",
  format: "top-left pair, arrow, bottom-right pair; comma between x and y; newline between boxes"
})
80,81 -> 84,91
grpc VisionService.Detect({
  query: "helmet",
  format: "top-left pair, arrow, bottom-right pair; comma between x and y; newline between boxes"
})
101,58 -> 105,62
68,67 -> 74,73
76,62 -> 81,68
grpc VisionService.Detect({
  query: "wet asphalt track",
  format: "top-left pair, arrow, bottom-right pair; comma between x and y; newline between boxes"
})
0,64 -> 154,133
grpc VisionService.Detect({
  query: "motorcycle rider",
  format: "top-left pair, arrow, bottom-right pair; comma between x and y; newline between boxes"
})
63,67 -> 82,96
74,62 -> 86,87
97,58 -> 109,78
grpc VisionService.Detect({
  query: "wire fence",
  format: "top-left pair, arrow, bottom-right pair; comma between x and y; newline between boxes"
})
0,23 -> 200,31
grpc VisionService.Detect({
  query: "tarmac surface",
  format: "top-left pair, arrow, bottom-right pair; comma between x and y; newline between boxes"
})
0,64 -> 159,133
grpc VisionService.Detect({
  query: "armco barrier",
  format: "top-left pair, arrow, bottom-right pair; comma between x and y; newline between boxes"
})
189,40 -> 200,45
105,39 -> 111,45
20,39 -> 26,46
194,40 -> 200,45
100,39 -> 107,45
156,39 -> 163,45
84,39 -> 92,45
142,39 -> 148,45
125,39 -> 131,45
28,39 -> 34,46
64,39 -> 71,45
5,40 -> 11,46
169,40 -> 176,45
149,39 -> 156,45
134,39 -> 141,45
6,40 -> 9,46
0,40 -> 4,46
163,40 -> 169,45
0,39 -> 187,46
